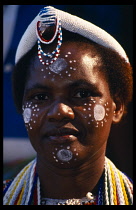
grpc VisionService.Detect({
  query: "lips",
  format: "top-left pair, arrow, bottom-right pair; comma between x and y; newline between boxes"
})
44,128 -> 80,143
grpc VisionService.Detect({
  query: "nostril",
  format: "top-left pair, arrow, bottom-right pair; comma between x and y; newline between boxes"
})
47,103 -> 75,122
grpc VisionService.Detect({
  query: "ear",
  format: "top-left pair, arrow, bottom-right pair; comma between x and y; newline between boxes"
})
112,96 -> 125,124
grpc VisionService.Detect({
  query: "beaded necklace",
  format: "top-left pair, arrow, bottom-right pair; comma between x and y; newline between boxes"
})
3,157 -> 133,205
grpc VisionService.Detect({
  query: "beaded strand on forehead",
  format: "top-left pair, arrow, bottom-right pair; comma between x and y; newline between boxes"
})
3,157 -> 133,205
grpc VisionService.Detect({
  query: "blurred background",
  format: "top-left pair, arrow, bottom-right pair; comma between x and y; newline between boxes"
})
3,5 -> 133,180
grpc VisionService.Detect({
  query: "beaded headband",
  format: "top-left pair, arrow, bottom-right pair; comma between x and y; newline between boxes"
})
15,6 -> 129,65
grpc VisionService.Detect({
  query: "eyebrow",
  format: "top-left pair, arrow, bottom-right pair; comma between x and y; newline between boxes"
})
68,79 -> 101,93
69,79 -> 96,88
24,84 -> 51,95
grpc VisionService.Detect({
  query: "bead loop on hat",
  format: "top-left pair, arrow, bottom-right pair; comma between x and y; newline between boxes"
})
36,6 -> 62,66
39,6 -> 57,26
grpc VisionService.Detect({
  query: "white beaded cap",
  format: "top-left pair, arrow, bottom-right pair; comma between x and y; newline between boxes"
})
15,6 -> 129,64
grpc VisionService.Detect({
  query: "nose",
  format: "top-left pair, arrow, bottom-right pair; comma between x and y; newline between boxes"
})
47,102 -> 75,122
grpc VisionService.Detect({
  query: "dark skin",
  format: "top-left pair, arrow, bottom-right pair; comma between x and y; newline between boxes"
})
22,41 -> 124,199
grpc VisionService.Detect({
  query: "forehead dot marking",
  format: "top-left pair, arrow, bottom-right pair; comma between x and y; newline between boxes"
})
49,58 -> 68,74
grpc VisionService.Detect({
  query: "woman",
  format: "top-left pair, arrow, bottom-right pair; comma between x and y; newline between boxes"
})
3,6 -> 133,205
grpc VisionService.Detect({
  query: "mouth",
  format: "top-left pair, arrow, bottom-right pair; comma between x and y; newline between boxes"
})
44,128 -> 80,144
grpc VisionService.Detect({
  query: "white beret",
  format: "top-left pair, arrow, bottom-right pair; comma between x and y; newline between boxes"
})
15,6 -> 129,64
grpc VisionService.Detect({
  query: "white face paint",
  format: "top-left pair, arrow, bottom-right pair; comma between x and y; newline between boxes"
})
56,149 -> 73,162
49,58 -> 68,74
94,104 -> 105,121
23,108 -> 32,123
22,103 -> 40,131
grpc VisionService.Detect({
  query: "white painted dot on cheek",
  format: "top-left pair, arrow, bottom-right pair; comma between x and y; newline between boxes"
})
23,108 -> 32,123
94,104 -> 105,121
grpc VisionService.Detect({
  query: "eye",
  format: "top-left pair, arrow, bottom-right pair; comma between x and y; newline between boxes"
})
74,90 -> 91,98
34,93 -> 49,101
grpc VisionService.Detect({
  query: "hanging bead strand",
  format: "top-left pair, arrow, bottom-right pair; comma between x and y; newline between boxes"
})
36,6 -> 63,66
37,20 -> 62,66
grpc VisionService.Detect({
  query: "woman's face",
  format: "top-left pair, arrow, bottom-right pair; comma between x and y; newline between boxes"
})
22,41 -> 116,169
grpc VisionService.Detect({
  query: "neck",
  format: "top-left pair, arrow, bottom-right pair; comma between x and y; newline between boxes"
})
37,152 -> 105,199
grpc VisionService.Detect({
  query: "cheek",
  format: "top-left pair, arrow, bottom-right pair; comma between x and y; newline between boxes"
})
80,100 -> 111,128
22,102 -> 41,132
